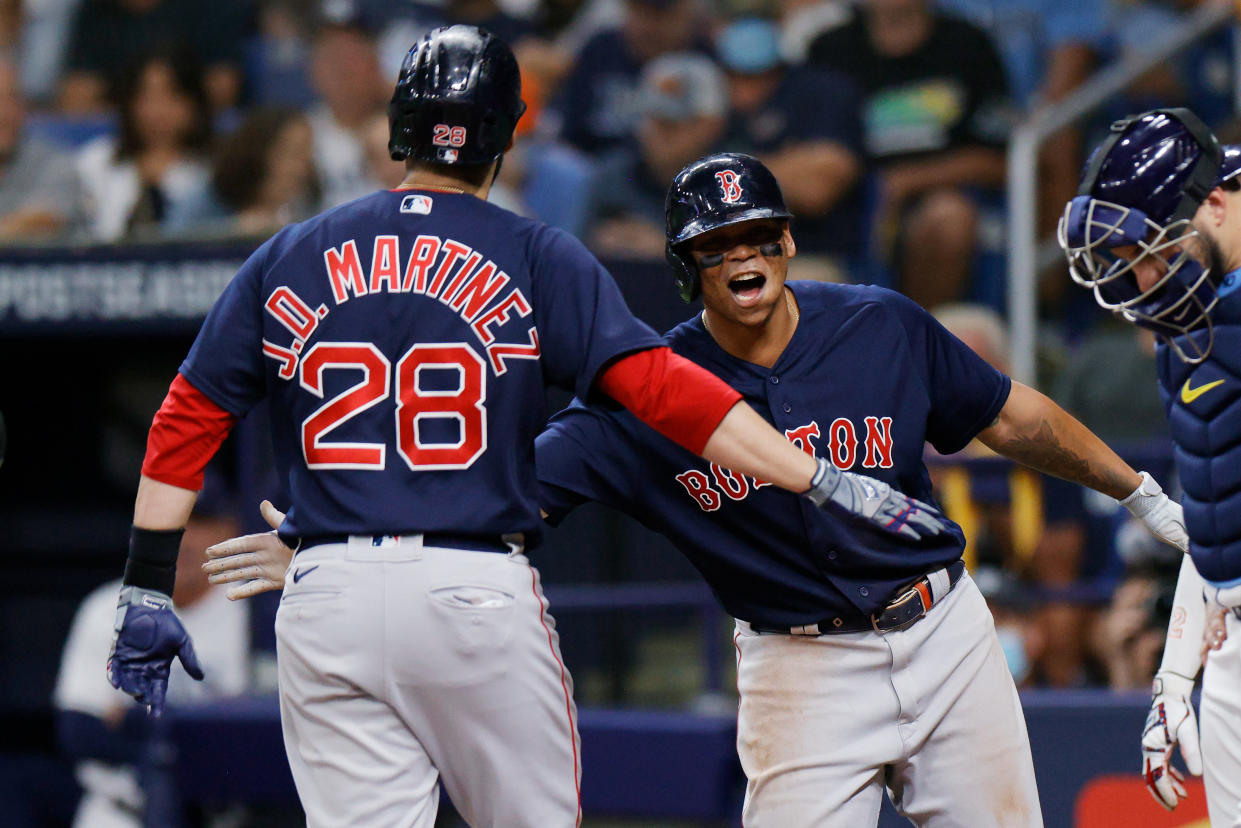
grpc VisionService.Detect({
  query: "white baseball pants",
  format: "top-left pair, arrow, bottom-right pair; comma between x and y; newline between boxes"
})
1202,610 -> 1241,827
274,537 -> 582,828
733,574 -> 1042,827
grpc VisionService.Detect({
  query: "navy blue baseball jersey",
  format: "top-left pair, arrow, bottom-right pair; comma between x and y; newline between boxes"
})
537,281 -> 1010,626
180,189 -> 663,542
1156,272 -> 1241,584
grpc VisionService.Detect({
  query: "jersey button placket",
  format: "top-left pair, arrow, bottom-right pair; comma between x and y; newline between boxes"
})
769,375 -> 780,385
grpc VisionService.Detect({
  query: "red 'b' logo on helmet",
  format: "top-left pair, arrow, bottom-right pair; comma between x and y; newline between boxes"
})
715,170 -> 743,203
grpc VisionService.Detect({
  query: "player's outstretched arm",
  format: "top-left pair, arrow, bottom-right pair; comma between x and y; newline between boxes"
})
1142,553 -> 1207,811
598,348 -> 951,541
110,375 -> 239,716
109,476 -> 205,717
202,500 -> 293,599
977,381 -> 1187,550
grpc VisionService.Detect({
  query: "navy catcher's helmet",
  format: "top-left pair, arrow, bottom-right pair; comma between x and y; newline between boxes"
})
665,153 -> 792,302
1058,108 -> 1223,361
388,25 -> 526,166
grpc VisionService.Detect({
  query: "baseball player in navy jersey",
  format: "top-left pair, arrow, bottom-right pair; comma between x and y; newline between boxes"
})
1061,107 -> 1241,824
205,151 -> 1188,826
103,27 -> 952,828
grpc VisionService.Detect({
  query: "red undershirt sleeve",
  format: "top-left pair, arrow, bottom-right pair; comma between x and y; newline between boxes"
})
140,373 -> 238,491
595,347 -> 742,455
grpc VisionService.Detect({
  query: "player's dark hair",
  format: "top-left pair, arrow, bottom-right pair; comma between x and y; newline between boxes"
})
113,47 -> 213,161
212,107 -> 321,212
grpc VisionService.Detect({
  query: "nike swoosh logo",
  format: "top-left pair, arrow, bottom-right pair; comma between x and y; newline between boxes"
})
1181,378 -> 1225,404
291,565 -> 319,584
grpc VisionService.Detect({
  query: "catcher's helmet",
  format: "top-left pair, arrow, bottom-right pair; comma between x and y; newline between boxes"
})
664,153 -> 792,302
1058,108 -> 1225,361
388,25 -> 526,166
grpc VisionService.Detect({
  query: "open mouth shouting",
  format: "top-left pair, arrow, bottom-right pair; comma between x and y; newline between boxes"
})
728,270 -> 768,305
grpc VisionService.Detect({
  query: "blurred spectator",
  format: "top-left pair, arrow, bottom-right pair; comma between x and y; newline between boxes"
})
0,56 -> 78,241
583,52 -> 726,259
932,303 -> 1101,687
552,0 -> 707,155
772,0 -> 852,63
1053,321 -> 1169,446
369,0 -> 538,77
716,17 -> 865,280
57,0 -> 253,114
1093,560 -> 1179,690
975,565 -> 1044,688
246,0 -> 318,107
72,49 -> 213,242
20,0 -> 80,102
53,479 -> 251,828
808,0 -> 1012,309
539,0 -> 625,55
307,15 -> 390,207
937,0 -> 1106,306
167,106 -> 321,239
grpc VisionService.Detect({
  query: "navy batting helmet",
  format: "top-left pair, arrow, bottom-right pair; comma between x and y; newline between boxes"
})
388,25 -> 526,166
665,153 -> 792,302
1058,108 -> 1225,361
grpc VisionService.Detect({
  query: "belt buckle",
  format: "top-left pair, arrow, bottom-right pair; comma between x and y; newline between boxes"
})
871,582 -> 930,633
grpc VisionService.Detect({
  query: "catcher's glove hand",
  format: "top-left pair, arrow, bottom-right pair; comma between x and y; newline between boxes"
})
107,586 -> 203,717
1141,672 -> 1202,811
804,457 -> 950,541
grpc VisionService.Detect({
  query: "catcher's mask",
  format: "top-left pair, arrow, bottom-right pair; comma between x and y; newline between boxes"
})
1058,108 -> 1227,363
664,152 -> 792,302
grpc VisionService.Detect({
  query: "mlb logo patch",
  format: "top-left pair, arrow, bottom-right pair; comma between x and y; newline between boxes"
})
401,194 -> 434,215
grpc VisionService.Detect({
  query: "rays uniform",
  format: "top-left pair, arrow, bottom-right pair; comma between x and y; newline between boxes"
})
1156,285 -> 1241,824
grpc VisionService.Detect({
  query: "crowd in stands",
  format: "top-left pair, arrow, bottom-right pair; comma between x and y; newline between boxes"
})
3,0 -> 1235,698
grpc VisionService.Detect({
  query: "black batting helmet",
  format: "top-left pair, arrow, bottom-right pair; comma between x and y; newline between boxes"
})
665,153 -> 792,302
388,25 -> 527,166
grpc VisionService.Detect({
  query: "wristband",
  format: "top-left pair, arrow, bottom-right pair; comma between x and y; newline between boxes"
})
122,526 -> 183,596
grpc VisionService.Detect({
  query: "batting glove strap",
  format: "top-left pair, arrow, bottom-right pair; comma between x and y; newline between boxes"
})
107,586 -> 203,718
805,457 -> 949,542
1120,471 -> 1189,552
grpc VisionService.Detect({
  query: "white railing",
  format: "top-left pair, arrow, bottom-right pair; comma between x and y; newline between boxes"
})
1005,0 -> 1236,384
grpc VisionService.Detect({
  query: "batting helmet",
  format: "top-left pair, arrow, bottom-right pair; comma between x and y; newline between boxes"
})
665,153 -> 792,302
1058,108 -> 1224,361
388,25 -> 526,166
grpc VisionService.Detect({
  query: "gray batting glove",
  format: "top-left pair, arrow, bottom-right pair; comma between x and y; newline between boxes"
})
202,500 -> 294,600
1121,472 -> 1188,552
804,457 -> 950,541
1142,672 -> 1202,811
